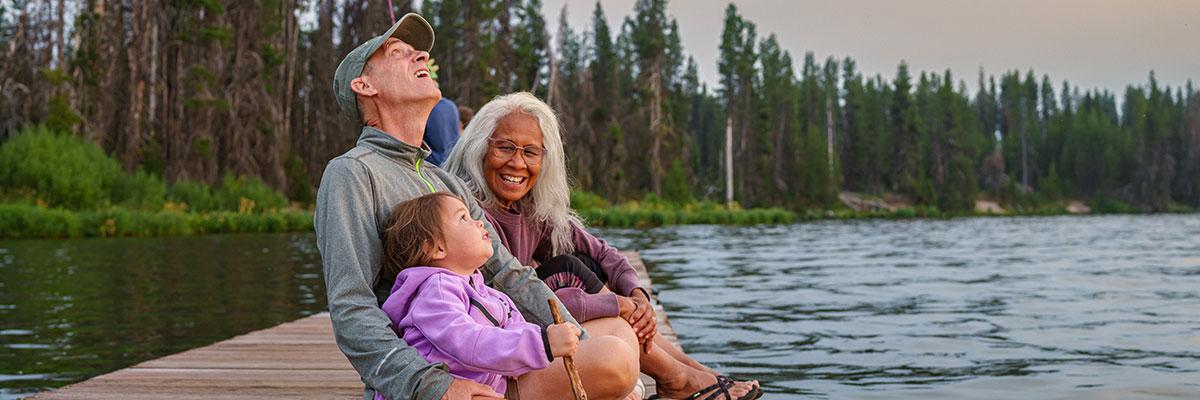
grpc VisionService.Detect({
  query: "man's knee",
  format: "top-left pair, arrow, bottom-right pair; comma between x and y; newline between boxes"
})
582,317 -> 638,350
583,336 -> 639,397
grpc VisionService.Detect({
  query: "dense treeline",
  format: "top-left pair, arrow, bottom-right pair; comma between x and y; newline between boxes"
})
2,0 -> 1197,213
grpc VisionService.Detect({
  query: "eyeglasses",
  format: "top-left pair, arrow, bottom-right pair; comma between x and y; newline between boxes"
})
488,138 -> 545,166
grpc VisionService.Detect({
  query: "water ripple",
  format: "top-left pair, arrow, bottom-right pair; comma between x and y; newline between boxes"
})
598,214 -> 1200,398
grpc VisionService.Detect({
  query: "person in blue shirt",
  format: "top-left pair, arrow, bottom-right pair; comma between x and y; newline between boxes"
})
424,97 -> 461,166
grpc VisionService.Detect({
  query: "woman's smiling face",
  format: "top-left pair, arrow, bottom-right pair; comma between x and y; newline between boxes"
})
484,112 -> 543,208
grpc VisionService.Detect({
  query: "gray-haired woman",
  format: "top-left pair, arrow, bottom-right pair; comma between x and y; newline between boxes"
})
445,92 -> 761,400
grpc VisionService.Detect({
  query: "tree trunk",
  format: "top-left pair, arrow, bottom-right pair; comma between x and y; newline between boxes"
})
649,58 -> 663,196
725,116 -> 733,207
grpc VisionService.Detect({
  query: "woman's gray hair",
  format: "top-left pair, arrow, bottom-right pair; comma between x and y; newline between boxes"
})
444,92 -> 581,256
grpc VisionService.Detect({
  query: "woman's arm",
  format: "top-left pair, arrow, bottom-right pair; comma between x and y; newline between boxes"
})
570,223 -> 644,297
571,223 -> 657,348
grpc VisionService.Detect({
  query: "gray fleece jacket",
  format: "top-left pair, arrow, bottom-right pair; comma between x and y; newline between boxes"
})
315,126 -> 581,400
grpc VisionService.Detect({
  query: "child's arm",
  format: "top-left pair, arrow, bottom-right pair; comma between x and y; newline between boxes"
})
410,275 -> 553,376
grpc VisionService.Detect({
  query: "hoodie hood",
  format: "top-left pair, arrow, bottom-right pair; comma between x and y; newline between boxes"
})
383,267 -> 461,324
382,267 -> 495,324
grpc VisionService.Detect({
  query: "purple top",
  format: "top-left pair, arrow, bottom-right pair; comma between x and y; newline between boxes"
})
378,267 -> 551,397
484,205 -> 644,322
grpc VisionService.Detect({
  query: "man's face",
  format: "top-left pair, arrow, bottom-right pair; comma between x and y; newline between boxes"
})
360,38 -> 441,105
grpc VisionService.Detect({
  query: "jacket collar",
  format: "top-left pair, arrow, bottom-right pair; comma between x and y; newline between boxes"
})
356,126 -> 431,165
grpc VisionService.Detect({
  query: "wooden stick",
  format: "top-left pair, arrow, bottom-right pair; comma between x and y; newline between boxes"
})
548,298 -> 588,400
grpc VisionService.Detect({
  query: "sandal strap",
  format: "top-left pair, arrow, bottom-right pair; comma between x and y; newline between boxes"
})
699,377 -> 732,400
716,375 -> 761,400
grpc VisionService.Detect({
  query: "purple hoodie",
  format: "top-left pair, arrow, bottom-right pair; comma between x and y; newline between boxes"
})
378,267 -> 552,397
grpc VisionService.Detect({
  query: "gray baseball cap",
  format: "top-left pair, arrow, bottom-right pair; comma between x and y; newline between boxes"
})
333,13 -> 435,121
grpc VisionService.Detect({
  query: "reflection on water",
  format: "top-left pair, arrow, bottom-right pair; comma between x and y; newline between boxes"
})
0,234 -> 326,399
597,214 -> 1200,399
2,215 -> 1198,399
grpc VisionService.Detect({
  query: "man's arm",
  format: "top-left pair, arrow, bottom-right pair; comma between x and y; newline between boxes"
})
315,158 -> 452,399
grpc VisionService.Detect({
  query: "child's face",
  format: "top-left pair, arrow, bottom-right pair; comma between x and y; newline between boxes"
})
435,196 -> 495,275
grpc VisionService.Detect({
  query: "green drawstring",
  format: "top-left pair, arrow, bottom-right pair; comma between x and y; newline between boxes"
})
415,158 -> 436,193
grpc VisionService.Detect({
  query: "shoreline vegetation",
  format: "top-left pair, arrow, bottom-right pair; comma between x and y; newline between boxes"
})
1,127 -> 1192,239
5,1 -> 1199,238
0,127 -> 312,239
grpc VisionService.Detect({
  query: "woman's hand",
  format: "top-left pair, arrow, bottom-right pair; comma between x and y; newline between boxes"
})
547,322 -> 581,358
622,289 -> 657,351
617,295 -> 637,319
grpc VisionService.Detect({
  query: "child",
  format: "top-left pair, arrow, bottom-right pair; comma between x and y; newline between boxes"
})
376,192 -> 582,398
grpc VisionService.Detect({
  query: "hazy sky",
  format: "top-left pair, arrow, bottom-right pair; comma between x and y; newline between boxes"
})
541,0 -> 1200,95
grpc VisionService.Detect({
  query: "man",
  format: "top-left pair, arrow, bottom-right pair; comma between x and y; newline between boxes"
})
315,14 -> 636,400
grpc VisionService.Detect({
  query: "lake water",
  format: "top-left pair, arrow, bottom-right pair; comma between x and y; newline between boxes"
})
2,214 -> 1198,399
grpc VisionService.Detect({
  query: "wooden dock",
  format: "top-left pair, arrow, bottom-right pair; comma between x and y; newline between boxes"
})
32,251 -> 675,399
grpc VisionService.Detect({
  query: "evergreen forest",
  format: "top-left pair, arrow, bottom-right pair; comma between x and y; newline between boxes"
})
3,0 -> 1198,214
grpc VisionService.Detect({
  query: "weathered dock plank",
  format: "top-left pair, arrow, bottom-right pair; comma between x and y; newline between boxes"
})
31,251 -> 672,399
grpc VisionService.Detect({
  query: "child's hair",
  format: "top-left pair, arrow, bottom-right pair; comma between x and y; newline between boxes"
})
382,192 -> 463,280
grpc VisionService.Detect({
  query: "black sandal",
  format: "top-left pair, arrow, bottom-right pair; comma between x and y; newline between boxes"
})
716,376 -> 762,400
649,375 -> 762,400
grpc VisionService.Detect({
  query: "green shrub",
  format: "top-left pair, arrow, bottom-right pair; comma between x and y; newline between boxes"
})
167,175 -> 290,214
285,153 -> 315,205
0,125 -> 122,209
1167,202 -> 1195,213
570,191 -> 609,210
167,180 -> 219,212
112,169 -> 168,211
214,174 -> 288,213
892,208 -> 917,218
575,195 -> 796,228
1094,198 -> 1137,214
0,203 -> 82,238
80,208 -> 195,237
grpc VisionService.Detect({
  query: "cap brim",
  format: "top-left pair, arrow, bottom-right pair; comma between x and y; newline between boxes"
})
388,13 -> 435,52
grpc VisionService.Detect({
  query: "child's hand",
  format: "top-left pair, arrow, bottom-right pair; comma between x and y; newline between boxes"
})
547,323 -> 581,358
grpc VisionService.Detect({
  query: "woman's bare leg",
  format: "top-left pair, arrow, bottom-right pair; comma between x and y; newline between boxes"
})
600,285 -> 716,375
650,326 -> 719,375
516,333 -> 639,400
585,312 -> 756,398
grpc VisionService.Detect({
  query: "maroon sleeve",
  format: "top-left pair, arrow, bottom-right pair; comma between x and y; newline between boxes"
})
570,223 -> 643,297
551,287 -> 620,322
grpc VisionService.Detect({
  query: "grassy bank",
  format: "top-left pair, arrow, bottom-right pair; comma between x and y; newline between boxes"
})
570,191 -> 1196,228
0,126 -> 312,239
0,203 -> 312,239
572,192 -> 797,227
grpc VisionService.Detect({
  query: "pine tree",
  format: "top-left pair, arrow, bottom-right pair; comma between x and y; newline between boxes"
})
755,35 -> 792,204
512,0 -> 549,97
890,62 -> 922,198
717,3 -> 756,204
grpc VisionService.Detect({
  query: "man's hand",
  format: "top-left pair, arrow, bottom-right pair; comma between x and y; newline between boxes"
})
441,378 -> 503,400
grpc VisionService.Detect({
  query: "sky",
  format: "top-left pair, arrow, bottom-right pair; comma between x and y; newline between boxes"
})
541,0 -> 1200,95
